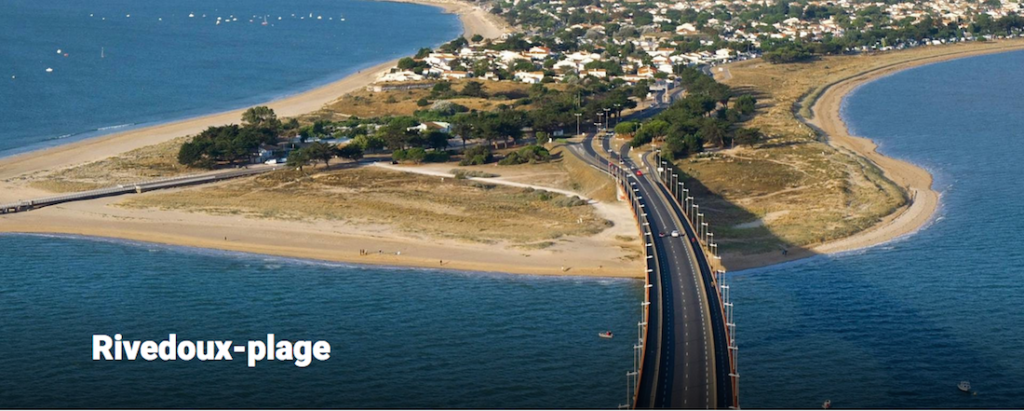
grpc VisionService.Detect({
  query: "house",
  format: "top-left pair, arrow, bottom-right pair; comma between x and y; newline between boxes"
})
377,70 -> 423,82
514,71 -> 545,84
525,46 -> 553,60
442,71 -> 469,80
408,121 -> 452,134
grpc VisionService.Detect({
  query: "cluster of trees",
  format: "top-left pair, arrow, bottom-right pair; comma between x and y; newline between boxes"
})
287,142 -> 363,171
626,69 -> 762,160
498,145 -> 552,165
178,106 -> 287,168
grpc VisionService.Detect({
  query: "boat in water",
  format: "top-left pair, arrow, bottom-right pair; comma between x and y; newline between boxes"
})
958,381 -> 971,393
598,331 -> 613,339
822,399 -> 831,409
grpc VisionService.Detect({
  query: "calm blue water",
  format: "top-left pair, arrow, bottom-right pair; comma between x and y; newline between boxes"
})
0,234 -> 640,408
0,0 -> 461,156
4,3 -> 1024,407
735,50 -> 1024,408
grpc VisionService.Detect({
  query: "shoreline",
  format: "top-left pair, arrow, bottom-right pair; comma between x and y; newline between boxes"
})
0,0 -> 507,183
725,41 -> 1024,271
0,3 -> 642,279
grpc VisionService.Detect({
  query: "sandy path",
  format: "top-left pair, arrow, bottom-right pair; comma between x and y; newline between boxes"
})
373,162 -> 586,198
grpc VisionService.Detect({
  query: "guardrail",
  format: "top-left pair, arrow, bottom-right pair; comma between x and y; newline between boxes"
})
0,166 -> 277,215
573,140 -> 658,410
607,161 -> 658,410
652,153 -> 739,409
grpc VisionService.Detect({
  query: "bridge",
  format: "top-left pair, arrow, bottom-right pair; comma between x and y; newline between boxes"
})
568,131 -> 738,409
0,165 -> 279,215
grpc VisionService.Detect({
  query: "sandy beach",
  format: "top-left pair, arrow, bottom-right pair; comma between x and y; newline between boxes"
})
0,2 -> 647,278
0,0 -> 507,187
724,41 -> 1024,270
5,8 -> 1021,277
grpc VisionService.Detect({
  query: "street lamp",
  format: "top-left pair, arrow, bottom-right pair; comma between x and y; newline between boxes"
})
575,113 -> 582,136
603,108 -> 611,129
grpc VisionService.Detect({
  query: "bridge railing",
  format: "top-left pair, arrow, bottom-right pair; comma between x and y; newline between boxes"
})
608,162 -> 658,410
0,166 -> 279,214
653,152 -> 740,410
578,141 -> 656,410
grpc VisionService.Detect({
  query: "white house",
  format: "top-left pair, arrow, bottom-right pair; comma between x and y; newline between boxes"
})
514,71 -> 545,84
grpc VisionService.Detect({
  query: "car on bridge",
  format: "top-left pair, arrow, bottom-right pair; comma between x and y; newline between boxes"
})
671,230 -> 680,238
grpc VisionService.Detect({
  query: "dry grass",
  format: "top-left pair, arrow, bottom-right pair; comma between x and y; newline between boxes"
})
28,137 -> 192,193
322,80 -> 564,118
668,45 -> 1024,254
121,167 -> 610,245
552,144 -> 617,203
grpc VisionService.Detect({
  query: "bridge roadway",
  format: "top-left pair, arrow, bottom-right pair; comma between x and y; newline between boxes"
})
571,132 -> 719,408
0,165 -> 279,214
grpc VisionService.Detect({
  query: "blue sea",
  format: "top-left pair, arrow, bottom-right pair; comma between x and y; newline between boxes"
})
0,0 -> 461,156
735,49 -> 1024,408
2,0 -> 1024,406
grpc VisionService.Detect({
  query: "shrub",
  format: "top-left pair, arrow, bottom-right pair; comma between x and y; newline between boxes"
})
553,195 -> 588,207
459,146 -> 494,166
416,98 -> 430,107
423,151 -> 450,163
499,145 -> 551,165
451,169 -> 499,179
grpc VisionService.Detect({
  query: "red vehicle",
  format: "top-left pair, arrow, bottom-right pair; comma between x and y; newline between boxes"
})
636,170 -> 643,176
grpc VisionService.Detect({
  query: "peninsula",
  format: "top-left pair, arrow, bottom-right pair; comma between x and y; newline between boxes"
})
3,0 -> 1024,276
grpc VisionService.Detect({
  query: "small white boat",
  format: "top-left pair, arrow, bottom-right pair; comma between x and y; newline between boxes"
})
958,381 -> 971,393
822,399 -> 831,409
189,12 -> 195,18
45,68 -> 53,73
598,331 -> 613,339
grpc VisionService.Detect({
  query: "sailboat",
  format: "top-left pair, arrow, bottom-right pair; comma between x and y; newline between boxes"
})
262,15 -> 268,26
101,47 -> 105,58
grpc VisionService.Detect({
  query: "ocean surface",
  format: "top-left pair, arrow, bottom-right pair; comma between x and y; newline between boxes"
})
0,234 -> 640,408
0,0 -> 461,156
734,49 -> 1024,408
2,1 -> 1024,406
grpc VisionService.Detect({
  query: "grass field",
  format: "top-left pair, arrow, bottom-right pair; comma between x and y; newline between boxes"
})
316,80 -> 564,119
28,137 -> 193,193
121,167 -> 611,246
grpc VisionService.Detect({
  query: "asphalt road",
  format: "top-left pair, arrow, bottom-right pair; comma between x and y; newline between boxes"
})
571,132 -> 717,408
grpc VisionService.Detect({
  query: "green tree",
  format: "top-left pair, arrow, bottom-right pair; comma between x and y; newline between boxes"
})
335,144 -> 364,161
425,130 -> 450,150
451,114 -> 475,149
734,128 -> 763,147
287,148 -> 311,171
242,106 -> 277,126
734,95 -> 757,115
461,81 -> 487,98
614,121 -> 637,137
305,141 -> 335,167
